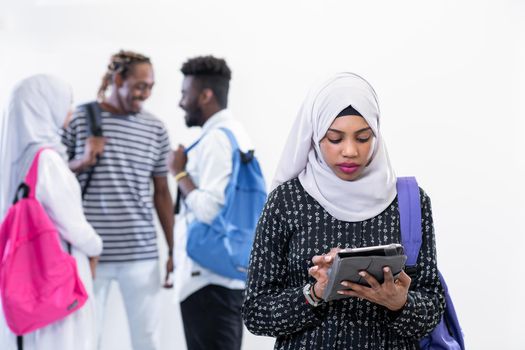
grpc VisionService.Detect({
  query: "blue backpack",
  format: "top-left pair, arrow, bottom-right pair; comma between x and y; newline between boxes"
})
397,177 -> 465,350
185,128 -> 267,280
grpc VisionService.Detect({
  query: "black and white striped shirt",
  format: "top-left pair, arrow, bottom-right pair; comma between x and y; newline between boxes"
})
62,104 -> 171,263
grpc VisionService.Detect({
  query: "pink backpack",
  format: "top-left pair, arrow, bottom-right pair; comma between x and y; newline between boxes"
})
0,148 -> 88,335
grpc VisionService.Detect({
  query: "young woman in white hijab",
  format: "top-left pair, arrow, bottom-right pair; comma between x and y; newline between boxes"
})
242,73 -> 445,349
0,75 -> 102,350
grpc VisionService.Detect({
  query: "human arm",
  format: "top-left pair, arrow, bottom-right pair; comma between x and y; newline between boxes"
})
168,145 -> 196,195
153,176 -> 175,287
36,150 -> 102,257
67,137 -> 106,174
168,130 -> 232,224
151,125 -> 175,286
241,187 -> 329,337
61,108 -> 105,174
89,257 -> 99,279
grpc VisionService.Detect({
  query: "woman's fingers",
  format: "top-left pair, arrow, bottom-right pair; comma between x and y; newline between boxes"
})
308,265 -> 325,280
309,249 -> 342,288
308,265 -> 319,277
339,268 -> 411,310
337,289 -> 359,297
358,271 -> 380,290
312,254 -> 333,266
327,247 -> 341,256
382,267 -> 395,287
396,270 -> 412,287
308,265 -> 330,283
311,255 -> 324,265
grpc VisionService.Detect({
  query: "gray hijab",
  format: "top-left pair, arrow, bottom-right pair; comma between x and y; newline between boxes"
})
0,74 -> 72,219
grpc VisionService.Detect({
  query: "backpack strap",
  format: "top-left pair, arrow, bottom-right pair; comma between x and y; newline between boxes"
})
184,128 -> 240,154
85,102 -> 103,137
11,183 -> 30,205
217,128 -> 242,194
396,177 -> 422,274
184,137 -> 203,154
7,148 -> 46,207
81,102 -> 103,199
174,129 -> 238,215
173,135 -> 207,215
23,148 -> 49,199
219,127 -> 255,163
17,335 -> 23,350
22,148 -> 74,256
218,127 -> 240,151
398,177 -> 466,349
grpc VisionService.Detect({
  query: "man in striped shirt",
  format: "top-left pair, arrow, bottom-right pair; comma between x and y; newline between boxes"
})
62,50 -> 174,350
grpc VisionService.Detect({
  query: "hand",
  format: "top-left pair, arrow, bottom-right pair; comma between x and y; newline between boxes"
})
338,267 -> 411,311
168,145 -> 187,175
163,256 -> 175,289
308,247 -> 341,300
89,256 -> 99,279
82,136 -> 106,167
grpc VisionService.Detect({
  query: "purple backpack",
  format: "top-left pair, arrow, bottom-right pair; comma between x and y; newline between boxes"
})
397,177 -> 465,350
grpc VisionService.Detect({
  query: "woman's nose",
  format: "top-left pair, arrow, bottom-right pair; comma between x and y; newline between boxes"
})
341,140 -> 358,158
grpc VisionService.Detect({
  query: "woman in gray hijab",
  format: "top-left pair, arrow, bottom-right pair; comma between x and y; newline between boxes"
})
0,75 -> 102,350
242,73 -> 445,349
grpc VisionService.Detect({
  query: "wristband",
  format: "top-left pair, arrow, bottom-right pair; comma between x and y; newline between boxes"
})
303,283 -> 323,307
174,171 -> 188,182
311,282 -> 322,300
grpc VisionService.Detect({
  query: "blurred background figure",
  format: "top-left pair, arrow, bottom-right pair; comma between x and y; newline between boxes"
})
0,74 -> 103,350
169,56 -> 255,350
61,51 -> 174,350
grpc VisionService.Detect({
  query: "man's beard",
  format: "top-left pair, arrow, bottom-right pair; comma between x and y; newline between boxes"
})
184,106 -> 204,127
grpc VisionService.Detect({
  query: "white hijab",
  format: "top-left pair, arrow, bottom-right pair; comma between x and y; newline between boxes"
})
272,72 -> 397,222
0,74 -> 72,219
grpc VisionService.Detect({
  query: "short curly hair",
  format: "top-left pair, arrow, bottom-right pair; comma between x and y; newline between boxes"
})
180,55 -> 231,108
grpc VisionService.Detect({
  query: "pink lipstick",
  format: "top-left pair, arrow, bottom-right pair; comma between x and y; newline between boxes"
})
337,163 -> 360,174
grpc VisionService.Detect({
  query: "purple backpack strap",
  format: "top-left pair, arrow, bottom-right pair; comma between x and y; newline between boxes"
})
396,177 -> 422,267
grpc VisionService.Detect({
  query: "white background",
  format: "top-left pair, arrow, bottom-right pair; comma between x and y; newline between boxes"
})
1,0 -> 524,349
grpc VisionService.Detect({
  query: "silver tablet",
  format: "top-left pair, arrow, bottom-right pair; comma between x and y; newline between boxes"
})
322,244 -> 407,302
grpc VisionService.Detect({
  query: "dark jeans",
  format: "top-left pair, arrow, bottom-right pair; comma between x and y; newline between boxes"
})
180,284 -> 244,350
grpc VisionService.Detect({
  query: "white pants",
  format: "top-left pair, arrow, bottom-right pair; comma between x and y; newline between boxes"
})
94,260 -> 161,350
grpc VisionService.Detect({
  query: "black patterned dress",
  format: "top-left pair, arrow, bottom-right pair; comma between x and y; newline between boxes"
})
242,178 -> 445,350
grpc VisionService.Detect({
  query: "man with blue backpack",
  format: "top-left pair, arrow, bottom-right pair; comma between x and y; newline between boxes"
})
168,55 -> 266,350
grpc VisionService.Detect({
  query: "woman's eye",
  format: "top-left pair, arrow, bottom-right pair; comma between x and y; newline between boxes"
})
357,137 -> 371,143
328,138 -> 342,144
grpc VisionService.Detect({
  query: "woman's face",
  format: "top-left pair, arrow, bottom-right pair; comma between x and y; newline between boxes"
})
319,115 -> 375,181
